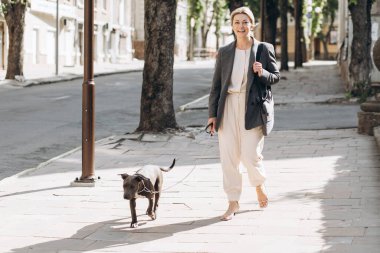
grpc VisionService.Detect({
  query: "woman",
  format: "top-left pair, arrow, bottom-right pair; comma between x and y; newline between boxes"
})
207,7 -> 280,221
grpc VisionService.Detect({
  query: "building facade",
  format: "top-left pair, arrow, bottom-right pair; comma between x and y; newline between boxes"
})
1,0 -> 134,72
1,0 -> 193,74
131,0 -> 188,60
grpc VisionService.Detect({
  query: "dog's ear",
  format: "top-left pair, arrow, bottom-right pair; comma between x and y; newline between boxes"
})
119,173 -> 129,180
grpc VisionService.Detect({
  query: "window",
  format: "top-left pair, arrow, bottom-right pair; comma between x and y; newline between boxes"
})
32,29 -> 39,64
46,31 -> 55,64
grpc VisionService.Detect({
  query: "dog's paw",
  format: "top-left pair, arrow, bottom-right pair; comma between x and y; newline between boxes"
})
147,212 -> 156,220
130,222 -> 138,228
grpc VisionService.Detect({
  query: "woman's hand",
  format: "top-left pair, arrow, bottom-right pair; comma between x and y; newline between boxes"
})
206,117 -> 216,136
253,62 -> 263,77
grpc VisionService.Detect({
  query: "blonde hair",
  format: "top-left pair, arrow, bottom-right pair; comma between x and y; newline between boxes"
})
230,7 -> 255,25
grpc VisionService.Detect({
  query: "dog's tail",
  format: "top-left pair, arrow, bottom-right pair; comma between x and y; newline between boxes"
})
160,158 -> 176,172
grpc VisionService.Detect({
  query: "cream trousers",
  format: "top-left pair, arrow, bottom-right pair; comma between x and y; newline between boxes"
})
218,92 -> 266,201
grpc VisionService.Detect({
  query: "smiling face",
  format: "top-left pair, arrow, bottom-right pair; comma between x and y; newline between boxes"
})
232,13 -> 254,39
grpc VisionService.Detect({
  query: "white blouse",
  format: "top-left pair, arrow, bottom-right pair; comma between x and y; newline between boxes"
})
228,41 -> 259,93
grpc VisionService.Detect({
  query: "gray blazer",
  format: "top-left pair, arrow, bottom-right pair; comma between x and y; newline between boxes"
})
208,40 -> 280,131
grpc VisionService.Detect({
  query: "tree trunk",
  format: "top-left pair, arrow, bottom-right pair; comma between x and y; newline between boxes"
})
216,33 -> 220,49
264,0 -> 279,47
294,0 -> 303,68
348,0 -> 373,95
322,39 -> 329,59
309,34 -> 315,60
302,33 -> 307,62
4,1 -> 26,79
373,38 -> 380,71
321,13 -> 335,60
213,0 -> 223,50
201,0 -> 215,49
227,0 -> 244,13
201,33 -> 207,48
137,0 -> 178,132
280,0 -> 288,71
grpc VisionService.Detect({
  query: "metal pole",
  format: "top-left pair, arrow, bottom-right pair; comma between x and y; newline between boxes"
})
74,0 -> 96,185
56,0 -> 59,75
260,0 -> 265,41
190,17 -> 195,61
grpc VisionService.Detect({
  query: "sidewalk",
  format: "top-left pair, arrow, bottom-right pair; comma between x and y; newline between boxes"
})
181,61 -> 350,111
1,61 -> 380,253
1,128 -> 379,253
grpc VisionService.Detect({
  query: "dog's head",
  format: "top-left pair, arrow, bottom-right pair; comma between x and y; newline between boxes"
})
120,174 -> 145,200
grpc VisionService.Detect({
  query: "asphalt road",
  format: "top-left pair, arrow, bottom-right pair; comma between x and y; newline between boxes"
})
0,69 -> 211,180
0,67 -> 360,180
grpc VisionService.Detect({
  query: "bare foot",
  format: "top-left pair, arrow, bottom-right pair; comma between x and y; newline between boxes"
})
220,201 -> 239,221
256,185 -> 268,208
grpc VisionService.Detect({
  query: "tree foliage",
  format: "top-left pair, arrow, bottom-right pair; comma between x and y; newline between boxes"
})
309,0 -> 326,37
0,0 -> 27,13
213,0 -> 227,49
187,0 -> 217,49
187,0 -> 203,36
244,0 -> 260,19
316,0 -> 338,59
200,0 -> 216,48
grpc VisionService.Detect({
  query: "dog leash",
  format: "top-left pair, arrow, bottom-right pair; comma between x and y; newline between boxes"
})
162,126 -> 215,192
138,180 -> 160,194
135,163 -> 198,195
138,126 -> 213,194
161,162 -> 197,192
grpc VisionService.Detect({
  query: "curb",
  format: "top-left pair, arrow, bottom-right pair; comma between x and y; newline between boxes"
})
0,135 -> 115,184
178,94 -> 356,113
179,94 -> 209,111
0,69 -> 143,88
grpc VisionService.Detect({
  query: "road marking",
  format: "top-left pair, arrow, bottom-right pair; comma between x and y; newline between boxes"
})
179,94 -> 209,111
51,95 -> 71,101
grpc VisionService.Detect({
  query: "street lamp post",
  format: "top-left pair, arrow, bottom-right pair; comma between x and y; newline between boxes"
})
189,17 -> 195,61
72,0 -> 96,186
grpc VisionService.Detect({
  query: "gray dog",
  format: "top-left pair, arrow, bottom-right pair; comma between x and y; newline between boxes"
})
120,159 -> 175,228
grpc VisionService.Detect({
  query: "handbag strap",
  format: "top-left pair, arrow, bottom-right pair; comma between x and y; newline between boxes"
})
256,43 -> 264,62
255,43 -> 271,100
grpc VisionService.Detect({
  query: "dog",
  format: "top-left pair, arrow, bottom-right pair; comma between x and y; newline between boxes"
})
120,159 -> 175,228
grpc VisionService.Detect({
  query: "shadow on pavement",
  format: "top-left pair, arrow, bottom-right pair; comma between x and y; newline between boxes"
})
0,186 -> 70,199
9,211 -> 253,252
